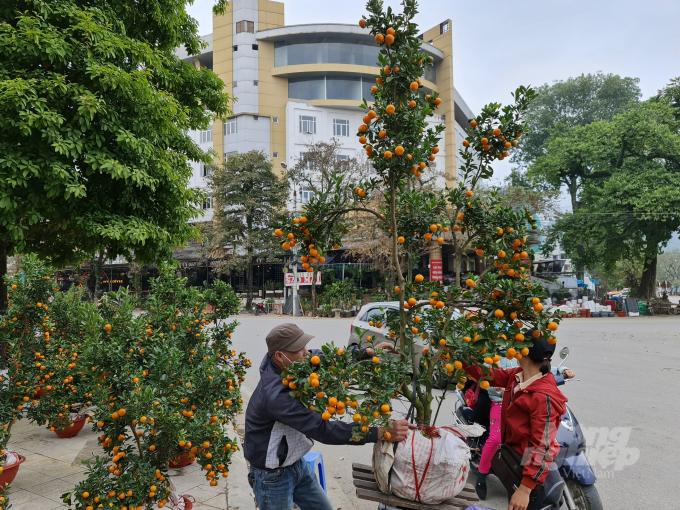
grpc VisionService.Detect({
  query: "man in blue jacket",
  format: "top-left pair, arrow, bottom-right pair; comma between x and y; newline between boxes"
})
245,323 -> 408,510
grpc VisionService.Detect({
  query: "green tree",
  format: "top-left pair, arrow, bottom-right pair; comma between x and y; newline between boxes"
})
518,73 -> 641,210
516,72 -> 641,166
208,151 -> 288,309
0,0 -> 232,312
546,100 -> 680,299
658,249 -> 680,288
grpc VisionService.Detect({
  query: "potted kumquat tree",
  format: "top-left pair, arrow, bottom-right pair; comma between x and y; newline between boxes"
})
1,256 -> 61,494
62,265 -> 251,510
273,0 -> 561,504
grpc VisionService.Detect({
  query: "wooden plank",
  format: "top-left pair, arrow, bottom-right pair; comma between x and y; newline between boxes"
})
352,462 -> 375,473
353,479 -> 380,491
355,488 -> 462,510
352,470 -> 377,482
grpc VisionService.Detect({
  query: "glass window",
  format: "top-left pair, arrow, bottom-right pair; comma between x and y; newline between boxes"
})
300,185 -> 314,204
299,116 -> 316,134
201,163 -> 213,177
336,155 -> 349,161
273,117 -> 279,123
424,64 -> 436,84
273,152 -> 279,158
224,118 -> 237,135
202,195 -> 213,209
274,40 -> 381,67
199,128 -> 213,143
326,76 -> 360,101
225,151 -> 238,159
362,77 -> 374,102
289,78 -> 325,100
252,44 -> 259,51
333,119 -> 350,137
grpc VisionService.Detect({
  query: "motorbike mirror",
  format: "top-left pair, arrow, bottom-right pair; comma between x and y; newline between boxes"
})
559,347 -> 570,360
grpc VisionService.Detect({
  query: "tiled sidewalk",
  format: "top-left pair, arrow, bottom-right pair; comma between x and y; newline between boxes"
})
4,420 -> 256,510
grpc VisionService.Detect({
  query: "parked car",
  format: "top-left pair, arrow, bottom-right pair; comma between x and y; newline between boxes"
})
348,302 -> 463,363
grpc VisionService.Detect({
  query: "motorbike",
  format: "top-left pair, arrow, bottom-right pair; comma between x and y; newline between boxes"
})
453,346 -> 603,510
252,301 -> 268,316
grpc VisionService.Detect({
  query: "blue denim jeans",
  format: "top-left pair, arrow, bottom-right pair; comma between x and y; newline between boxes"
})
248,458 -> 334,510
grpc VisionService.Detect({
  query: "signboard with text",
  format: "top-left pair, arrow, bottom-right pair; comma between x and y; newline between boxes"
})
284,272 -> 322,286
430,259 -> 443,283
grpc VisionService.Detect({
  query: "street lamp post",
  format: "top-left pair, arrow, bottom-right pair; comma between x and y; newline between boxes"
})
290,244 -> 299,316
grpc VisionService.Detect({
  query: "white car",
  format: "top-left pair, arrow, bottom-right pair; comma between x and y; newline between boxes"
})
348,301 -> 400,347
348,301 -> 463,350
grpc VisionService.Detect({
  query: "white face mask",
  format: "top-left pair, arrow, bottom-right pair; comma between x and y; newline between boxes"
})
280,352 -> 295,365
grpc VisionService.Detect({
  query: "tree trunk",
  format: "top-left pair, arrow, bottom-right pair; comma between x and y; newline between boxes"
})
0,238 -> 7,314
246,256 -> 254,310
92,252 -> 105,302
638,254 -> 657,300
311,267 -> 318,311
568,181 -> 579,211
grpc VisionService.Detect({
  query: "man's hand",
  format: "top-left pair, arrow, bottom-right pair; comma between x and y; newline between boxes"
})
508,484 -> 531,510
563,369 -> 575,379
377,419 -> 409,442
365,342 -> 396,357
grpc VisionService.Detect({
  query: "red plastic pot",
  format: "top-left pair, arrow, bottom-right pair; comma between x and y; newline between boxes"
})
0,455 -> 26,494
53,415 -> 87,439
181,495 -> 195,510
617,311 -> 627,317
169,452 -> 194,468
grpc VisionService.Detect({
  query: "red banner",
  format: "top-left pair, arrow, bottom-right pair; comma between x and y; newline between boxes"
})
430,259 -> 443,282
284,272 -> 322,286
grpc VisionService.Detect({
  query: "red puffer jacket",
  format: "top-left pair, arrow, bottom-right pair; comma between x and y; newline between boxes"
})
464,364 -> 567,489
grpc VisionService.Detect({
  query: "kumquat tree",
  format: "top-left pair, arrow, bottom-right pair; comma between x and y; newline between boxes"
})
63,266 -> 251,510
273,0 -> 561,434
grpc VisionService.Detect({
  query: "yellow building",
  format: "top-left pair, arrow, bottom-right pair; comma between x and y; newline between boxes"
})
177,0 -> 475,220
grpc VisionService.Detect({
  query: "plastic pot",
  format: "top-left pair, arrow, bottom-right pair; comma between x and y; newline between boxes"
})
169,452 -> 194,468
54,415 -> 87,439
0,455 -> 26,493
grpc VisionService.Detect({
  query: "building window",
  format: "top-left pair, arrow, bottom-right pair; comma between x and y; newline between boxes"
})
299,115 -> 316,134
253,115 -> 259,121
428,39 -> 433,44
336,155 -> 349,161
441,114 -> 446,123
252,44 -> 259,50
253,80 -> 259,86
273,152 -> 279,158
301,186 -> 314,204
273,117 -> 279,123
202,195 -> 213,209
225,151 -> 238,160
224,118 -> 237,135
440,21 -> 450,34
201,163 -> 213,177
236,21 -> 254,33
233,81 -> 238,88
233,45 -> 238,51
199,127 -> 213,143
333,119 -> 350,137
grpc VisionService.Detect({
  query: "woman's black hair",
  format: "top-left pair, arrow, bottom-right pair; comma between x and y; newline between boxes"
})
540,358 -> 552,375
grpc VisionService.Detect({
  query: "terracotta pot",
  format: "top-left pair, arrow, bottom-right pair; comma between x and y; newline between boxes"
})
0,454 -> 26,493
53,415 -> 87,438
169,452 -> 194,468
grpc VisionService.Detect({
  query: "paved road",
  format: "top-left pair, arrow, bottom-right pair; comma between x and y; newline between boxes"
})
230,314 -> 680,510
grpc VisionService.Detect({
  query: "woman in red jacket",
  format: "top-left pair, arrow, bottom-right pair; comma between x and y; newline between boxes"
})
464,337 -> 567,510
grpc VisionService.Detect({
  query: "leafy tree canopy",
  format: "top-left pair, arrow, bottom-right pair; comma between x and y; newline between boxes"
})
515,72 -> 641,167
0,0 -> 231,271
545,98 -> 680,299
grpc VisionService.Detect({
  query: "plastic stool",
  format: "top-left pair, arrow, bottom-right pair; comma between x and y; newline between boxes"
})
303,451 -> 326,493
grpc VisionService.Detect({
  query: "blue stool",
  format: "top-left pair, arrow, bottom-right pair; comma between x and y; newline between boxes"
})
303,451 -> 326,493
